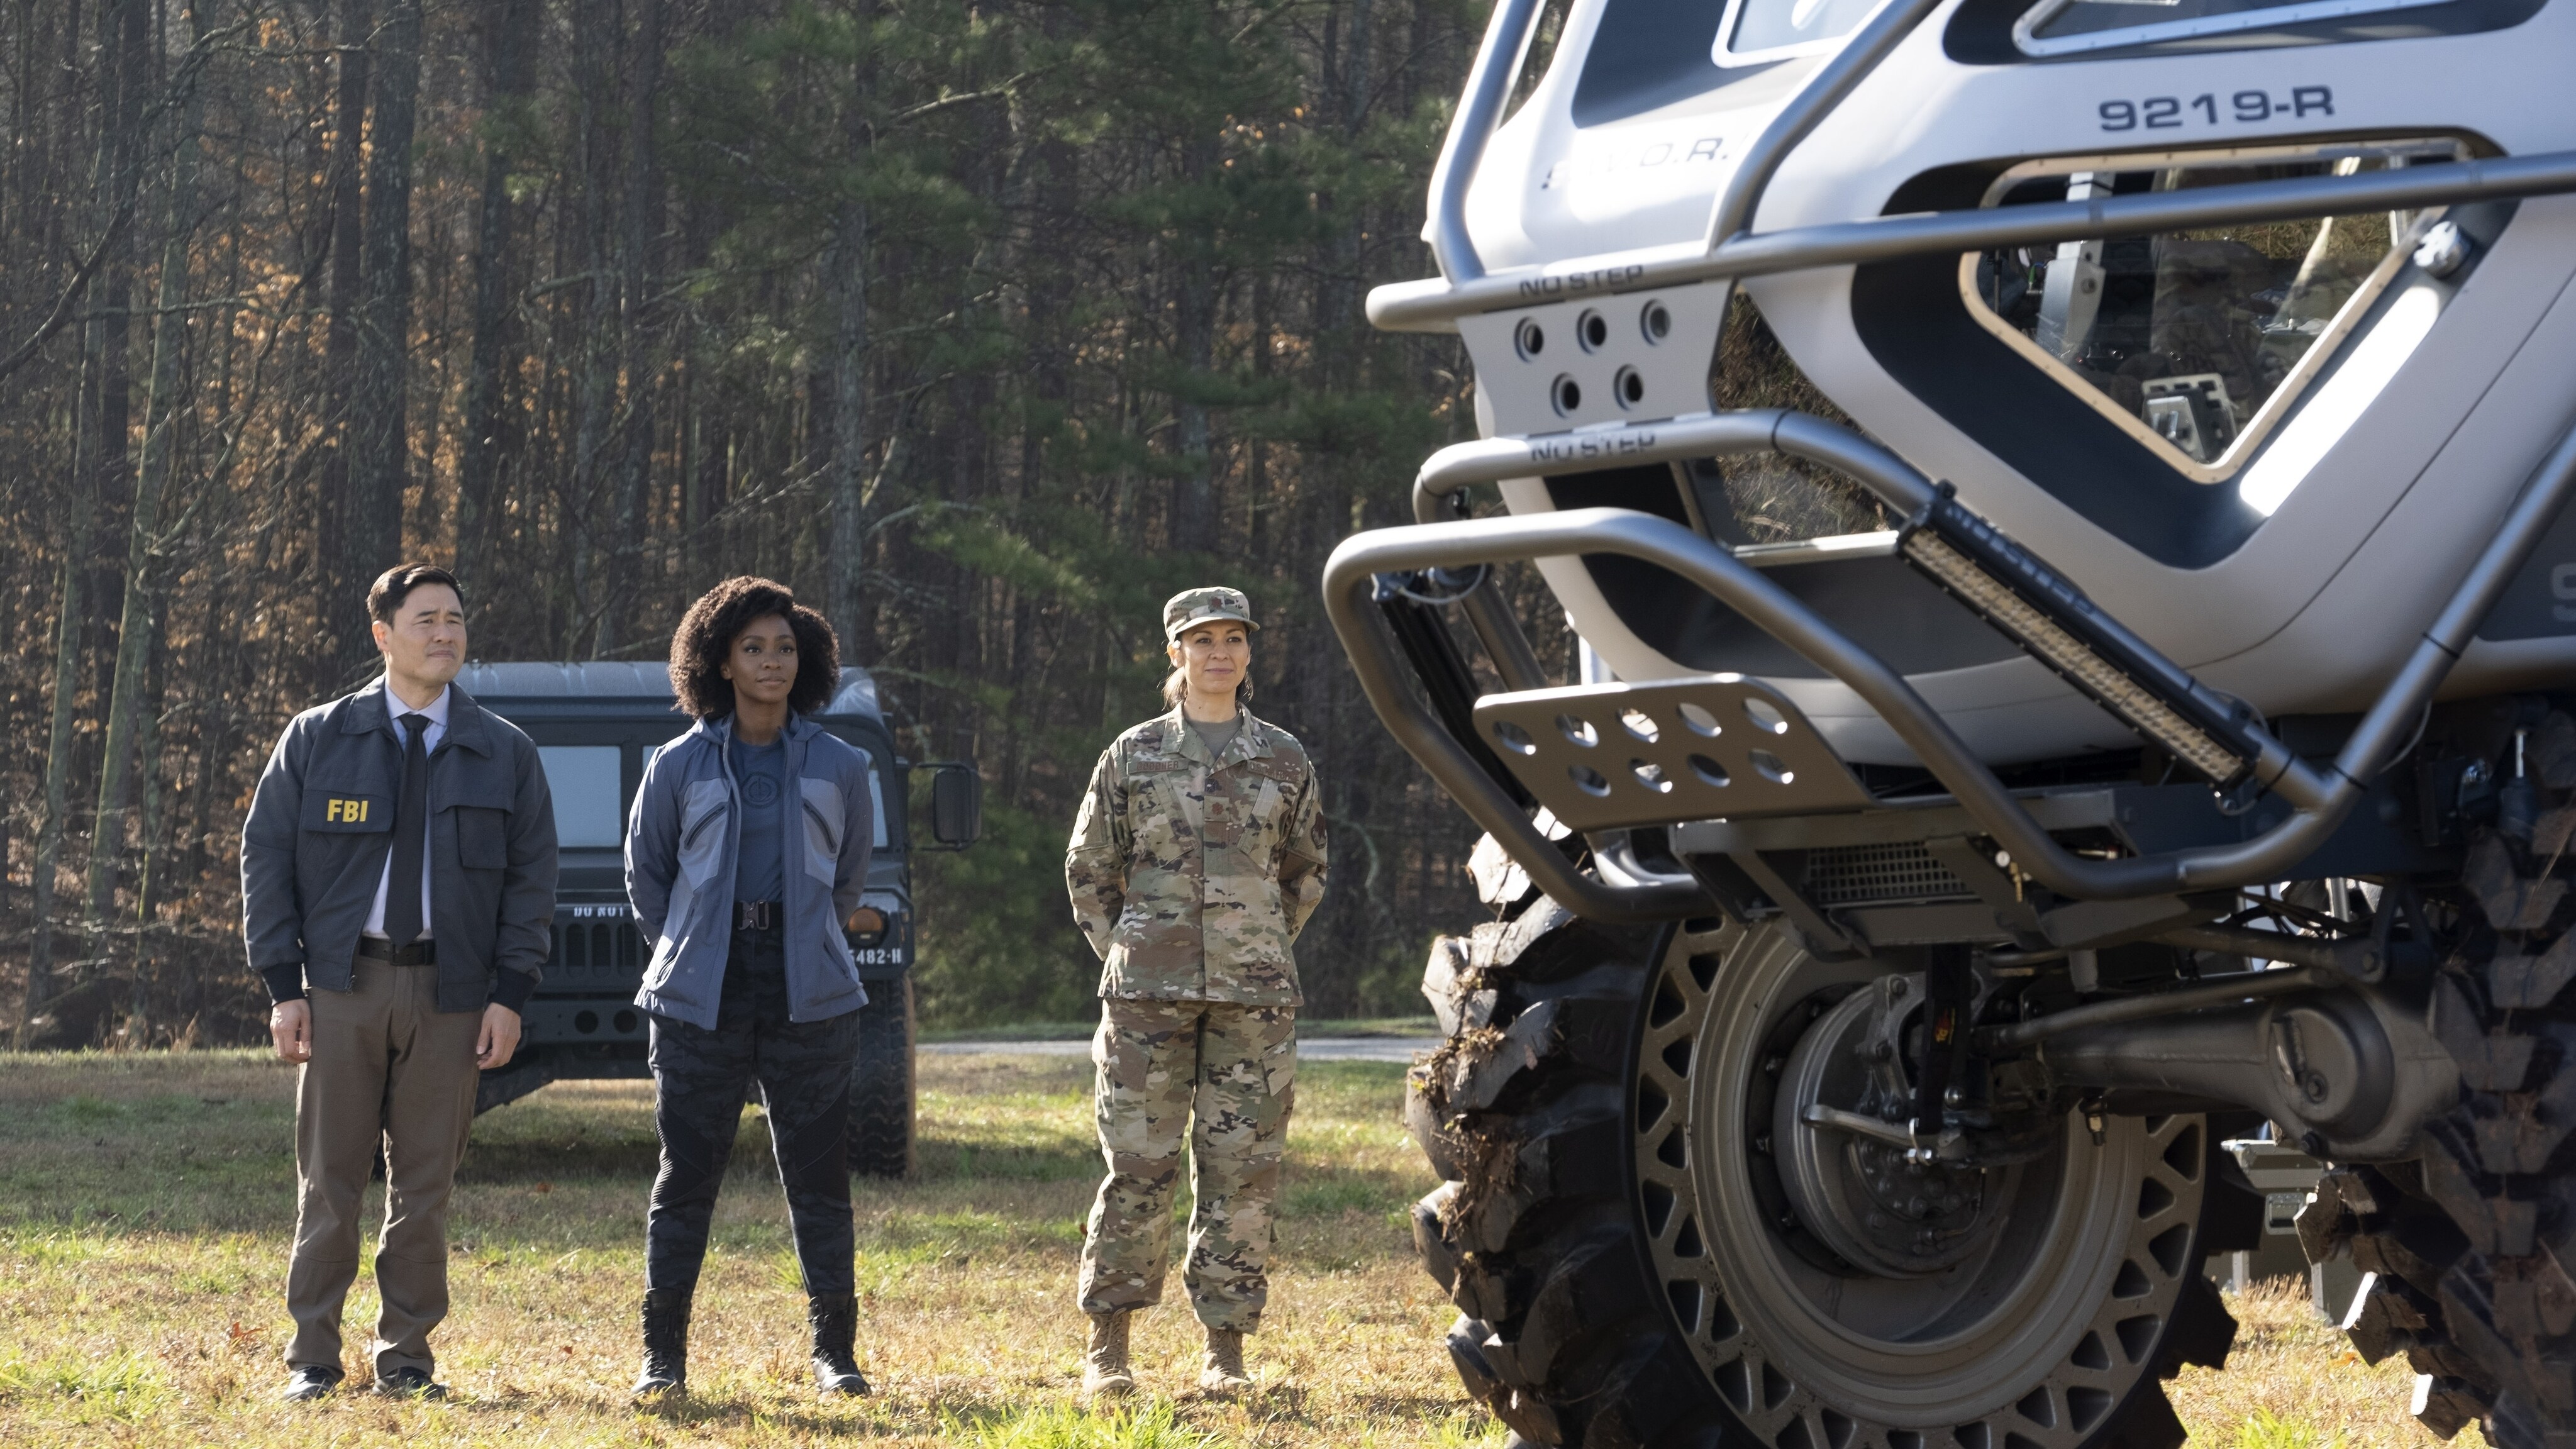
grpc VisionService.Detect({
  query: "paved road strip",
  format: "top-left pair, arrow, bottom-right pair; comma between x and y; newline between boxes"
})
923,1036 -> 1440,1063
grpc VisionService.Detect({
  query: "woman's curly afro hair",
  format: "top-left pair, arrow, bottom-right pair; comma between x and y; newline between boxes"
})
669,575 -> 841,719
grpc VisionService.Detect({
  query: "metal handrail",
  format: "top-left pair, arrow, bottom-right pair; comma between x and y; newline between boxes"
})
1422,0 -> 1946,292
1411,409 -> 1939,523
1702,0 -> 1948,250
1328,418 -> 2576,918
1428,0 -> 1549,283
1374,149 -> 2576,331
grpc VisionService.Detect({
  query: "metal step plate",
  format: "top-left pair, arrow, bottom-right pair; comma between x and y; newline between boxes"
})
1455,279 -> 1731,435
1472,677 -> 1876,831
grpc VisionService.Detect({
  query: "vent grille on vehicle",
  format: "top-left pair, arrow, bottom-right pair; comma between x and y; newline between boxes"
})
1802,841 -> 1974,908
551,921 -> 645,977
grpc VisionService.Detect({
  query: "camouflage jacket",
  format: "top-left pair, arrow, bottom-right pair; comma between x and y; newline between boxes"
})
1065,706 -> 1329,1005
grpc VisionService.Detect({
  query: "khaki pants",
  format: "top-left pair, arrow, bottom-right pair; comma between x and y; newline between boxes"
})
284,957 -> 482,1379
1077,999 -> 1296,1332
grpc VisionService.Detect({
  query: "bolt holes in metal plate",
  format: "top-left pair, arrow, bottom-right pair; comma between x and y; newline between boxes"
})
1579,309 -> 1609,351
1641,300 -> 1672,343
1471,678 -> 1875,830
1614,365 -> 1645,409
1514,318 -> 1545,360
1552,375 -> 1583,416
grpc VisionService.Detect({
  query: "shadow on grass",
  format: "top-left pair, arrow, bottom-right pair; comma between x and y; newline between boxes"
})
456,1134 -> 664,1184
918,1137 -> 1101,1185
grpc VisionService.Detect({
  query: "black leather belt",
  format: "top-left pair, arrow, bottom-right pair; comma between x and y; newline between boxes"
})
735,901 -> 781,932
357,937 -> 437,966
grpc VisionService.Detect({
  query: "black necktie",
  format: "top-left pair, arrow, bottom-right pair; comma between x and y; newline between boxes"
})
386,713 -> 430,945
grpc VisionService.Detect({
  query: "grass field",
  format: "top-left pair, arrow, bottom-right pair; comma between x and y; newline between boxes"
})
0,1046 -> 2477,1447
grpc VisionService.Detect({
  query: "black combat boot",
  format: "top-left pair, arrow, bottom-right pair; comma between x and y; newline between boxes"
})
633,1289 -> 691,1401
808,1292 -> 872,1396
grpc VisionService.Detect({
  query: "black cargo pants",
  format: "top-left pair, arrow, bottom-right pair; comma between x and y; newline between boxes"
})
644,926 -> 860,1296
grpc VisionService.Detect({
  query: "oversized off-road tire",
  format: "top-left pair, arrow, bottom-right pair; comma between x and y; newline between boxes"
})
2303,733 -> 2576,1448
1407,900 -> 2256,1449
848,975 -> 917,1178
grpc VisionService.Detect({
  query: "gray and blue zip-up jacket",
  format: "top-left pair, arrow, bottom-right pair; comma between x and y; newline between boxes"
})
626,712 -> 874,1030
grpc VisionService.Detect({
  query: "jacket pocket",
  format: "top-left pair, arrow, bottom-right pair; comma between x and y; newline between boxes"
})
1127,759 -> 1199,858
677,779 -> 730,889
455,806 -> 509,870
799,778 -> 844,887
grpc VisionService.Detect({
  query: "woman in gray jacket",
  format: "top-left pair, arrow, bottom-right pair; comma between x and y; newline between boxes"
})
624,576 -> 879,1401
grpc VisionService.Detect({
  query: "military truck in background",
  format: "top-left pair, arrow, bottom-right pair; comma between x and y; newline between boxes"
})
456,662 -> 981,1177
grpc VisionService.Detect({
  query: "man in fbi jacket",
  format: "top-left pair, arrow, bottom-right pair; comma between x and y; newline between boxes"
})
241,564 -> 557,1401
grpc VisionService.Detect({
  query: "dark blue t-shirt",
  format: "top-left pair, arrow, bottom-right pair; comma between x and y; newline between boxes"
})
727,736 -> 787,904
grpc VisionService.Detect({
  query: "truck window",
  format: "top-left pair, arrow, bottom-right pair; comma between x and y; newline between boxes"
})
539,745 -> 625,847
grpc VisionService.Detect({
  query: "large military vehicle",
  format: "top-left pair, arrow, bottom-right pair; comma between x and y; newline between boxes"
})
456,662 -> 980,1176
1334,2 -> 2576,1446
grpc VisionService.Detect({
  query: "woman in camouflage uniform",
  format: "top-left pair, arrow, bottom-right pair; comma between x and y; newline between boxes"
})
1063,586 -> 1330,1399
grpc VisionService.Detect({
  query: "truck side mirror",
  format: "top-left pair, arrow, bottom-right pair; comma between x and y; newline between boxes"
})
923,762 -> 982,850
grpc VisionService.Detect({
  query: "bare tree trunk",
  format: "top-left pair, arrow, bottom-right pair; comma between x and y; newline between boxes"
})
1169,121 -> 1218,556
457,0 -> 539,586
826,189 -> 870,646
23,540 -> 87,1045
88,10 -> 209,938
320,0 -> 370,675
25,0 -> 144,1044
565,0 -> 615,653
130,635 -> 164,1026
595,0 -> 660,657
352,0 -> 421,571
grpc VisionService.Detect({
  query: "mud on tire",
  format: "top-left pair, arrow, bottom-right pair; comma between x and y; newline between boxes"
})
1405,899 -> 2257,1449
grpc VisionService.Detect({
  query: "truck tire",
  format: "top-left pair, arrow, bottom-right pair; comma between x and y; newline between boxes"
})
848,975 -> 916,1178
1407,899 -> 2248,1449
2303,772 -> 2576,1449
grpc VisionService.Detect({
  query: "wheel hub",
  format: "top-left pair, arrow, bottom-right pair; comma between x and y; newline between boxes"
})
1633,921 -> 2212,1446
1774,978 -> 2012,1277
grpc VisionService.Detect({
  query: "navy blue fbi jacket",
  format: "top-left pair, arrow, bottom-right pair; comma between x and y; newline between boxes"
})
241,679 -> 560,1014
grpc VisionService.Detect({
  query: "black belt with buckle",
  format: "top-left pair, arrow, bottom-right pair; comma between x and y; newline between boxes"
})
735,901 -> 781,932
357,937 -> 437,966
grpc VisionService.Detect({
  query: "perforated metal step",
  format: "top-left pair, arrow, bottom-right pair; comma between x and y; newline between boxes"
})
1470,676 -> 1875,832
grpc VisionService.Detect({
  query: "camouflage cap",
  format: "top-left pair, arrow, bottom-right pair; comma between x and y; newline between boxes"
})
1164,586 -> 1257,641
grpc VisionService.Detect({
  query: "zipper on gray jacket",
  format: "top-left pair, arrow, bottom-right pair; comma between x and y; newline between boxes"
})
682,804 -> 728,852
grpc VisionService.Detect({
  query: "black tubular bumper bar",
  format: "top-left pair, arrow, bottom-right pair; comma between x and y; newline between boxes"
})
1324,417 -> 2576,923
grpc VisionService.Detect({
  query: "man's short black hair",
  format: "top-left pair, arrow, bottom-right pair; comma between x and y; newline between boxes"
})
369,564 -> 465,623
669,575 -> 841,719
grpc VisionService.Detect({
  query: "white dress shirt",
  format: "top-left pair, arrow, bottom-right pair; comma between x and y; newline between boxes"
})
364,684 -> 451,941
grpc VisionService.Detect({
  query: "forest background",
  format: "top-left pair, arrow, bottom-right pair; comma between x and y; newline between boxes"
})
0,0 -> 1600,1047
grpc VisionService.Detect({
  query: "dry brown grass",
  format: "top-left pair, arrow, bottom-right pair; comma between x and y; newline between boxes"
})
0,1046 -> 2489,1446
2173,1275 -> 2488,1449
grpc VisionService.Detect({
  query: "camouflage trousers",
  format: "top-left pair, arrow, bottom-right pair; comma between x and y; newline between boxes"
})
1077,999 -> 1296,1333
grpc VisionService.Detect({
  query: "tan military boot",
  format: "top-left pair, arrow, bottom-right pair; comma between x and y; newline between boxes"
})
1199,1326 -> 1253,1396
1082,1311 -> 1136,1400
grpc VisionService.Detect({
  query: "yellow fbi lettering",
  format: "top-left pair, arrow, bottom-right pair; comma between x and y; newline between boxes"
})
325,797 -> 371,823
